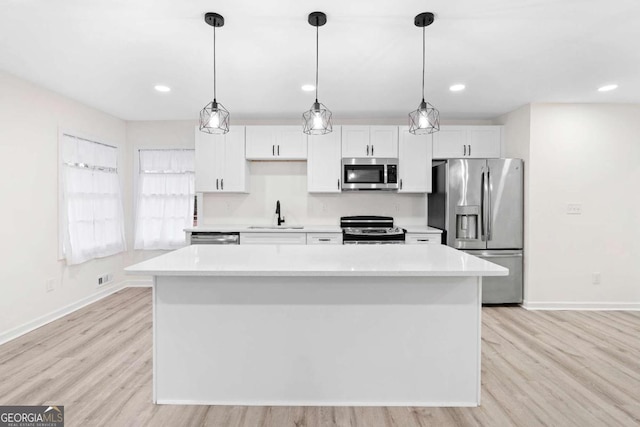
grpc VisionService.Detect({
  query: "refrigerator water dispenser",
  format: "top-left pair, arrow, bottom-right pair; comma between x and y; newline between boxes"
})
455,205 -> 479,240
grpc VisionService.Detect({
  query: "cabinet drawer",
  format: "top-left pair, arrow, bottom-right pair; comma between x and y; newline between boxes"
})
306,233 -> 343,245
240,232 -> 307,245
405,233 -> 441,244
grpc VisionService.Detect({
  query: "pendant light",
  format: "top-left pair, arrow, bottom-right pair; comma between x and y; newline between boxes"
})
408,12 -> 440,135
302,12 -> 332,135
199,12 -> 230,134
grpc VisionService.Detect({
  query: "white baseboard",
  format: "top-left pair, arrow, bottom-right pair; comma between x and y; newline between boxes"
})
155,399 -> 478,407
0,280 -> 143,346
522,301 -> 640,311
125,279 -> 153,287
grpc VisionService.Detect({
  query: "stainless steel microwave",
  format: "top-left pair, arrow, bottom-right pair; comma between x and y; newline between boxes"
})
341,158 -> 399,191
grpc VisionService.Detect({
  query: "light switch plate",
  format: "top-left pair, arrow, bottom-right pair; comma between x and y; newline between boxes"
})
566,203 -> 582,215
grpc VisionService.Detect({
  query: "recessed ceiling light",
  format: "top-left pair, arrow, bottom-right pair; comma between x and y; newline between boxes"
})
301,84 -> 315,92
154,85 -> 171,92
449,84 -> 466,92
597,84 -> 618,92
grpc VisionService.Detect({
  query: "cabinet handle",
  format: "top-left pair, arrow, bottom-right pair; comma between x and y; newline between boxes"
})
338,179 -> 340,189
468,145 -> 471,156
216,178 -> 219,190
400,179 -> 403,190
371,145 -> 374,156
463,145 -> 467,156
221,178 -> 224,190
366,145 -> 369,156
277,145 -> 280,156
417,239 -> 430,242
318,238 -> 331,242
272,145 -> 275,156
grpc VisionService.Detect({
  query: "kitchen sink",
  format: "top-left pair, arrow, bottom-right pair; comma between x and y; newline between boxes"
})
247,226 -> 304,230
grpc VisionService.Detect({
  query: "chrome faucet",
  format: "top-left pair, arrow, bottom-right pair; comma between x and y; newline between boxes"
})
275,200 -> 285,226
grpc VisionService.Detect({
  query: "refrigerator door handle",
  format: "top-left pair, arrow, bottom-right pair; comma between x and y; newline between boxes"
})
487,168 -> 492,241
481,168 -> 487,241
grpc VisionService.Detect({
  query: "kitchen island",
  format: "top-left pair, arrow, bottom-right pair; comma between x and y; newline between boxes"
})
125,244 -> 507,406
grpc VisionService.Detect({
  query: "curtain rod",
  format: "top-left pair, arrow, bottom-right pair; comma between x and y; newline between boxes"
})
63,133 -> 117,149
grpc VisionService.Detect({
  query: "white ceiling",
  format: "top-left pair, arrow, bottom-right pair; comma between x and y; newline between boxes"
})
1,0 -> 639,121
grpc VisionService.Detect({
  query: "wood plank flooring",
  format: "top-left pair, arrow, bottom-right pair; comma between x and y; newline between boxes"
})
1,287 -> 638,426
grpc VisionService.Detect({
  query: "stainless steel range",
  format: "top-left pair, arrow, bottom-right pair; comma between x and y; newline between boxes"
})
341,216 -> 406,244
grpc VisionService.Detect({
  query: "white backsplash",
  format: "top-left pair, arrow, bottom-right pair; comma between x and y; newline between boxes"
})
201,161 -> 427,227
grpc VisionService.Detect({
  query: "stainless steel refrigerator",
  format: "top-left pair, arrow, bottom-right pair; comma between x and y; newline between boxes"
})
428,159 -> 524,304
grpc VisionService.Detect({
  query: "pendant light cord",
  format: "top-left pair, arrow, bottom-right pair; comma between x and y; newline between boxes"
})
213,24 -> 217,101
315,20 -> 319,103
422,25 -> 425,102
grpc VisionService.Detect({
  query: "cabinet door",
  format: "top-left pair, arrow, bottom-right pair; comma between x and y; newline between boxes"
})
308,126 -> 342,193
432,126 -> 467,159
398,127 -> 431,193
467,127 -> 502,158
341,126 -> 370,157
220,126 -> 248,192
275,126 -> 307,159
306,233 -> 343,244
239,232 -> 307,245
370,126 -> 398,157
195,126 -> 224,192
245,126 -> 277,159
406,233 -> 441,244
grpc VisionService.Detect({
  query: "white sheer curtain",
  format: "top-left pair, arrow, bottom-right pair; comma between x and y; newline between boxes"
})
134,149 -> 195,250
61,134 -> 126,265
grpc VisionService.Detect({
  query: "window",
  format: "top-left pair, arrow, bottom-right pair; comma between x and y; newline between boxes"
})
134,149 -> 195,250
60,133 -> 126,265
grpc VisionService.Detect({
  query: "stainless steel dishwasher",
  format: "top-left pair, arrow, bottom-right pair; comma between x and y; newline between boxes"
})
190,232 -> 240,245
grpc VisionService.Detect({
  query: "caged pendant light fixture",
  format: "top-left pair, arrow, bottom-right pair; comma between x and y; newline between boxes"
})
302,12 -> 333,135
408,12 -> 440,135
199,12 -> 230,134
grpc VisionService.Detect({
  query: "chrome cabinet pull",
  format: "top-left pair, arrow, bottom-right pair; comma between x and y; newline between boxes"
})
277,145 -> 280,156
366,145 -> 369,156
221,178 -> 224,190
400,179 -> 403,190
216,178 -> 219,190
464,145 -> 467,156
371,145 -> 374,156
337,179 -> 340,189
318,238 -> 331,242
272,145 -> 275,156
468,145 -> 471,156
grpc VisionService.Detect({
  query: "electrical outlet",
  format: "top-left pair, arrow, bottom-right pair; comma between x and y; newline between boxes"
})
97,273 -> 113,286
566,203 -> 582,215
592,272 -> 601,285
46,278 -> 55,292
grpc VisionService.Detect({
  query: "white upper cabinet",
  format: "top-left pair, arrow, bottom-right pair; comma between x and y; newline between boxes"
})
341,126 -> 398,158
398,126 -> 432,193
245,126 -> 307,160
195,126 -> 248,193
307,126 -> 342,193
432,126 -> 502,159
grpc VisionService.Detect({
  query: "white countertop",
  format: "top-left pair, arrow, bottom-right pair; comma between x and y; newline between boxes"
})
125,244 -> 507,277
185,225 -> 442,233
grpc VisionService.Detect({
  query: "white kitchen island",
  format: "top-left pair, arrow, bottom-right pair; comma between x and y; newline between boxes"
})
125,244 -> 507,407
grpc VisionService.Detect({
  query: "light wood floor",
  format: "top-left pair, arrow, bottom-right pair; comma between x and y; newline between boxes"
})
1,288 -> 639,427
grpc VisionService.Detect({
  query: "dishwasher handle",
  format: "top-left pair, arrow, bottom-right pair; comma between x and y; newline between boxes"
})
190,233 -> 240,245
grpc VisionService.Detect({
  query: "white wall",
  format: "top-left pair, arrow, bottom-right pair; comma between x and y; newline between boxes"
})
500,103 -> 640,307
0,70 -> 129,340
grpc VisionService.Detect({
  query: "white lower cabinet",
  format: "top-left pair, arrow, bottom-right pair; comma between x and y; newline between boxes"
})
240,232 -> 307,245
306,233 -> 343,245
405,233 -> 442,244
